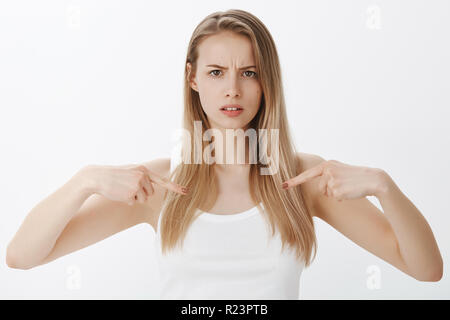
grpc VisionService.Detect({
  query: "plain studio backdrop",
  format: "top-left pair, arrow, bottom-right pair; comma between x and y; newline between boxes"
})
0,0 -> 449,299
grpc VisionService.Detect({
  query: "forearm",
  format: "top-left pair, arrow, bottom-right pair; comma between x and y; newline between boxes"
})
6,166 -> 96,269
375,171 -> 443,281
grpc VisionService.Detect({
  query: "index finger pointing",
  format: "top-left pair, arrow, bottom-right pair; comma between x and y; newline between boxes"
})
282,162 -> 325,189
145,168 -> 188,195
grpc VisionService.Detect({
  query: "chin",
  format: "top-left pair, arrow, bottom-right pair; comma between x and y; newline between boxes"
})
213,120 -> 250,130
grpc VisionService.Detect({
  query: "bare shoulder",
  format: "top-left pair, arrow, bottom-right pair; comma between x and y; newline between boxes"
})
141,157 -> 171,177
295,152 -> 327,217
296,152 -> 326,170
138,157 -> 171,230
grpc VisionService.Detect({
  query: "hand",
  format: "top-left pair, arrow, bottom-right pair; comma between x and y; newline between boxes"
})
281,160 -> 387,201
82,164 -> 188,206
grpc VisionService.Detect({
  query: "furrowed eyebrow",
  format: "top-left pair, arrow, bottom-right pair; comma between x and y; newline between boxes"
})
205,64 -> 256,70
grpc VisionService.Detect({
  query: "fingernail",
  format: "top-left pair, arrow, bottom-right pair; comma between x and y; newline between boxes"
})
182,187 -> 188,194
282,182 -> 288,189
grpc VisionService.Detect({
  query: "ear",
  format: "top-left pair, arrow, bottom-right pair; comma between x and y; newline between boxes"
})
186,62 -> 199,92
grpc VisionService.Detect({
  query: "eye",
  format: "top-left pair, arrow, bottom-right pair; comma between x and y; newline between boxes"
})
208,70 -> 257,78
244,70 -> 257,78
209,70 -> 222,77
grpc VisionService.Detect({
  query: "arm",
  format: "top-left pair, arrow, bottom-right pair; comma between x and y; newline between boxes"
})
375,171 -> 443,281
6,158 -> 171,270
294,153 -> 443,282
6,167 -> 96,269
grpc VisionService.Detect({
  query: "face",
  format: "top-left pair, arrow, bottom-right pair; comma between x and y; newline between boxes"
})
187,31 -> 263,131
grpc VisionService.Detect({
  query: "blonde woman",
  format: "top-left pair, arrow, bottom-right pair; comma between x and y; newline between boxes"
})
6,9 -> 443,299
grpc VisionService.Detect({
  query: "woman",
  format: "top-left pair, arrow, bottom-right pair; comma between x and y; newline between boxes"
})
6,9 -> 443,299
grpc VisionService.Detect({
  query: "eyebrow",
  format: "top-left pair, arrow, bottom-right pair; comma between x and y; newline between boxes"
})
205,64 -> 256,70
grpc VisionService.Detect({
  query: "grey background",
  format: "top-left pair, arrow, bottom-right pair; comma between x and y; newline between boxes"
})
0,0 -> 448,299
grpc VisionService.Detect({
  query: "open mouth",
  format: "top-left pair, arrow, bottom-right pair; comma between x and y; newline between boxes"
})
220,106 -> 243,111
220,106 -> 244,117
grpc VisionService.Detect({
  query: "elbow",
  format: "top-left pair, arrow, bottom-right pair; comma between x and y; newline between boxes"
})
418,272 -> 442,282
5,247 -> 33,270
416,262 -> 443,282
6,248 -> 21,269
5,248 -> 19,269
428,265 -> 443,282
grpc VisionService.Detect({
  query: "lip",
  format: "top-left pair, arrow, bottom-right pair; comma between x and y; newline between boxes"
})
220,104 -> 243,110
221,109 -> 243,117
220,104 -> 244,117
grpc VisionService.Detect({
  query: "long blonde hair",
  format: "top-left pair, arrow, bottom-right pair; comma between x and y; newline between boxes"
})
159,9 -> 317,267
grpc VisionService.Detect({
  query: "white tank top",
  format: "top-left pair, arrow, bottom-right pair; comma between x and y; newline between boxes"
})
153,159 -> 305,299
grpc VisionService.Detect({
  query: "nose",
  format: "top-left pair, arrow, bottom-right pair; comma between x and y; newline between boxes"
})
225,72 -> 241,98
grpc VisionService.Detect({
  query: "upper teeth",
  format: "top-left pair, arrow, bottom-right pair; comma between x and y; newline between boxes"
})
224,107 -> 240,110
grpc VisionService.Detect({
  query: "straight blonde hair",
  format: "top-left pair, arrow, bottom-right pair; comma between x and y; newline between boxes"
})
159,9 -> 317,267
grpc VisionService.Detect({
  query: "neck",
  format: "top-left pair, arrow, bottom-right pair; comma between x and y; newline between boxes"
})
212,126 -> 254,166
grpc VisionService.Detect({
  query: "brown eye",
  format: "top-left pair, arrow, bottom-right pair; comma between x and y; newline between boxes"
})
244,71 -> 257,78
209,70 -> 221,76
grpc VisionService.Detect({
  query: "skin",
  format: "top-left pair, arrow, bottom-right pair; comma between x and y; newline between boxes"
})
185,30 -> 264,213
5,30 -> 263,269
282,158 -> 443,281
8,30 -> 442,282
183,30 -> 443,280
187,31 -> 262,165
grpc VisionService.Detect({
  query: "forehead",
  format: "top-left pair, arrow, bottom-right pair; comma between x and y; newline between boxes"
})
197,31 -> 255,65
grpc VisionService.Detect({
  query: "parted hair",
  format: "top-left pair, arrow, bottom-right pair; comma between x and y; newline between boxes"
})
159,9 -> 317,267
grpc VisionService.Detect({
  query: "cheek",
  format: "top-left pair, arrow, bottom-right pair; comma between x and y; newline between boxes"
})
249,80 -> 261,96
252,87 -> 263,115
197,82 -> 217,113
251,85 -> 263,107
